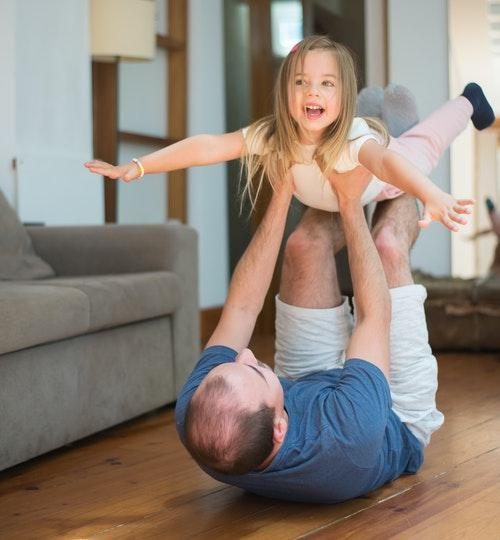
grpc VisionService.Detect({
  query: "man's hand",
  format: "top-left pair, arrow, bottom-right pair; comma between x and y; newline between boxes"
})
418,186 -> 475,232
328,166 -> 373,204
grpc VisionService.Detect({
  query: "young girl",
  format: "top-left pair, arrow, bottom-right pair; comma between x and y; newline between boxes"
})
85,35 -> 494,232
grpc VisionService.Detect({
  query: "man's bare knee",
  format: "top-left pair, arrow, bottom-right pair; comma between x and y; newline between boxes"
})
280,216 -> 341,307
372,221 -> 413,288
284,226 -> 328,267
373,226 -> 406,267
372,196 -> 419,249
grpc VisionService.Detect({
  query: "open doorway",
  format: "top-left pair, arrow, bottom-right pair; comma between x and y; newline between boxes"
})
224,0 -> 368,332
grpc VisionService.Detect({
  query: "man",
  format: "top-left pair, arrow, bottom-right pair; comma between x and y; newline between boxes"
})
175,167 -> 453,503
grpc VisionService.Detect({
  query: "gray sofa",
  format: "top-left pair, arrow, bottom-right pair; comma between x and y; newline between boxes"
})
0,193 -> 199,471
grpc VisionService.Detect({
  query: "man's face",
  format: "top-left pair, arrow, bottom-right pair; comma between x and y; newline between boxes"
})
209,348 -> 284,415
288,49 -> 341,143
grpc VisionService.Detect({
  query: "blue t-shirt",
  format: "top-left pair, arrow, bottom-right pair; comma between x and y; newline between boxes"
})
175,346 -> 423,504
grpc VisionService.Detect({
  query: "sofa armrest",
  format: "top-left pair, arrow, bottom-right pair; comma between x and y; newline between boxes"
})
28,223 -> 200,393
28,223 -> 195,276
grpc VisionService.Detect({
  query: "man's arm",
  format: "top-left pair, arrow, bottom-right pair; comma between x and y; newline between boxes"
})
206,181 -> 293,351
329,167 -> 391,378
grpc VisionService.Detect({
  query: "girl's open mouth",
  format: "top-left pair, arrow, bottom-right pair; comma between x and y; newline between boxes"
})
305,105 -> 324,120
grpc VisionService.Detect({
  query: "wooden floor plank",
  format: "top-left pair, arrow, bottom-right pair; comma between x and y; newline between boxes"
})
306,446 -> 500,539
0,351 -> 499,539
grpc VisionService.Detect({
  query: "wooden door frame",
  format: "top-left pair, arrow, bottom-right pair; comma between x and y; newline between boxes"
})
92,0 -> 188,224
248,0 -> 279,335
165,0 -> 187,222
92,60 -> 119,223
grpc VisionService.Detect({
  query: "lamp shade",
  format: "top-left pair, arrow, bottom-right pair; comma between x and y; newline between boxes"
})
90,0 -> 155,61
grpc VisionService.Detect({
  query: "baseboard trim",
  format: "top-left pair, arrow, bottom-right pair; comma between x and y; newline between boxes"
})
200,306 -> 223,346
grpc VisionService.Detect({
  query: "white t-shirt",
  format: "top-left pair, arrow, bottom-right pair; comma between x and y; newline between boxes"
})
242,117 -> 386,211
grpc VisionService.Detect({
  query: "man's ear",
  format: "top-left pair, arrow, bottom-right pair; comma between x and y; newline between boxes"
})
272,414 -> 287,445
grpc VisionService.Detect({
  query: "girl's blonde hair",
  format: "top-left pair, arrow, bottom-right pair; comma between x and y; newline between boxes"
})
242,35 -> 388,210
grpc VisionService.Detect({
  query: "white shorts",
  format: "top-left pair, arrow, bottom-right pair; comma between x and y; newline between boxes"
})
275,284 -> 444,446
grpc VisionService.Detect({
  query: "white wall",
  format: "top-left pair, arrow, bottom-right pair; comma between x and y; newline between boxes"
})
187,0 -> 229,308
387,0 -> 451,276
117,140 -> 168,224
0,0 -> 17,204
12,0 -> 102,225
475,131 -> 499,275
449,0 -> 499,277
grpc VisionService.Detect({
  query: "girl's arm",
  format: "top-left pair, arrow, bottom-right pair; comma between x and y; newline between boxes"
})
84,130 -> 245,181
358,139 -> 474,232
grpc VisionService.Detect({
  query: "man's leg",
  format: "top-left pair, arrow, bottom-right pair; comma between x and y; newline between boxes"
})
371,195 -> 444,446
279,209 -> 344,308
274,209 -> 353,378
371,195 -> 418,288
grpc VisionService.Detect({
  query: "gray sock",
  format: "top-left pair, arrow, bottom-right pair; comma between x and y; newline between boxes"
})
382,84 -> 419,137
357,86 -> 384,118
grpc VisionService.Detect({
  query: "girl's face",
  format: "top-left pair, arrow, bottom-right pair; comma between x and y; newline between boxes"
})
289,49 -> 341,143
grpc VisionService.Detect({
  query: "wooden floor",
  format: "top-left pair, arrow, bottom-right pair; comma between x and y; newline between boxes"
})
1,338 -> 500,539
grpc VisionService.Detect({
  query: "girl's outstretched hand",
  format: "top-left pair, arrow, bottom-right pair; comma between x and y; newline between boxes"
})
84,160 -> 140,182
418,188 -> 475,232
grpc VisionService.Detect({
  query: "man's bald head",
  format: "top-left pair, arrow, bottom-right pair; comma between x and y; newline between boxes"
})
184,372 -> 275,474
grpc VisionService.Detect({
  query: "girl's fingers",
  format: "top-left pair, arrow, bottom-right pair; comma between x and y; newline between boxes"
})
84,160 -> 117,177
85,160 -> 107,169
86,165 -> 108,173
420,208 -> 464,231
85,161 -> 136,182
92,169 -> 114,177
456,198 -> 476,207
418,211 -> 432,228
92,171 -> 120,180
454,205 -> 472,214
449,211 -> 468,225
443,215 -> 459,232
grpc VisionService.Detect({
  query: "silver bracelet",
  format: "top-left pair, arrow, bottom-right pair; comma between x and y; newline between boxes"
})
131,158 -> 145,179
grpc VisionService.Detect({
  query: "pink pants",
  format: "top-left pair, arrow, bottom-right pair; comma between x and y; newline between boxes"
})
375,96 -> 473,201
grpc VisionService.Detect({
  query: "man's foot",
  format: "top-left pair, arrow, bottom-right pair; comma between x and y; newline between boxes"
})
381,84 -> 419,137
462,83 -> 495,130
357,86 -> 384,118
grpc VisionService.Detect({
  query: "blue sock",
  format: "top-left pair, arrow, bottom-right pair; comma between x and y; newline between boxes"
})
462,83 -> 495,130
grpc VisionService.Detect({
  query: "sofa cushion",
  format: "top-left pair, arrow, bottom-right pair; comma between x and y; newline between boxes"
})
0,272 -> 182,355
413,272 -> 476,302
0,282 -> 89,354
475,274 -> 500,304
0,191 -> 55,280
42,271 -> 182,332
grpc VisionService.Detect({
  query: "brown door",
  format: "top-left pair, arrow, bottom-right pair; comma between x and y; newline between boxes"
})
225,0 -> 303,336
